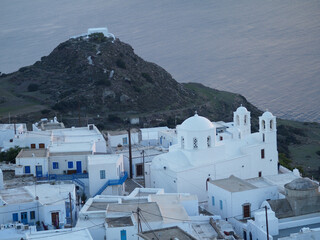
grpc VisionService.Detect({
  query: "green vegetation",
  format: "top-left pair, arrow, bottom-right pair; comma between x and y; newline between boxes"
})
141,72 -> 153,83
0,146 -> 22,163
116,59 -> 126,69
27,83 -> 39,92
88,33 -> 107,43
96,79 -> 111,86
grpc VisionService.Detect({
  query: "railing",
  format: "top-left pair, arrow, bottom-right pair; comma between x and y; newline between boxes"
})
37,173 -> 88,191
94,171 -> 128,197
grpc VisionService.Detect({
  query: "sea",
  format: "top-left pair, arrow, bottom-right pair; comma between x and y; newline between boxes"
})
0,0 -> 319,122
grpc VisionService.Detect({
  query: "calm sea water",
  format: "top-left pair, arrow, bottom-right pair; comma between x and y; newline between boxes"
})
1,0 -> 319,122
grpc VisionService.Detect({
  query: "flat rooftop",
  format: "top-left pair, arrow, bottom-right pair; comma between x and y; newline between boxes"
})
209,175 -> 257,192
108,128 -> 139,136
107,202 -> 163,223
26,228 -> 93,240
87,201 -> 118,212
24,183 -> 74,205
88,154 -> 120,165
16,149 -> 47,158
0,187 -> 34,204
138,226 -> 196,240
49,142 -> 93,154
106,216 -> 134,228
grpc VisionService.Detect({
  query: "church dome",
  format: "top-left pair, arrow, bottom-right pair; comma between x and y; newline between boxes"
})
262,111 -> 274,118
179,113 -> 214,131
235,105 -> 248,114
285,178 -> 318,191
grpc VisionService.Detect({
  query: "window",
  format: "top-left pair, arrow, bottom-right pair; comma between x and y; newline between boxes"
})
12,213 -> 18,222
136,163 -> 143,177
261,149 -> 265,159
207,136 -> 211,148
193,138 -> 198,149
39,143 -> 45,149
262,120 -> 266,130
270,120 -> 273,130
53,162 -> 59,169
220,136 -> 223,141
243,204 -> 251,218
259,171 -> 262,177
122,137 -> 128,145
262,133 -> 265,142
236,115 -> 240,125
68,161 -> 73,169
244,115 -> 247,125
181,137 -> 184,149
212,196 -> 215,206
100,170 -> 106,179
24,166 -> 31,174
219,200 -> 223,210
249,232 -> 253,240
30,211 -> 35,220
31,143 -> 36,149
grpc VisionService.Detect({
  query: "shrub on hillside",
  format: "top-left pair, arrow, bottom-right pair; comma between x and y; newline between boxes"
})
28,83 -> 39,92
116,59 -> 126,69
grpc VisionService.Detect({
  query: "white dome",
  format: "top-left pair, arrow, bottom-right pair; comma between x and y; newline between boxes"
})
262,111 -> 274,118
179,114 -> 214,131
235,105 -> 248,114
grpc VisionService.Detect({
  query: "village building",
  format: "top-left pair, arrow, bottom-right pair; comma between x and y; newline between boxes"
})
76,188 -> 236,240
147,106 -> 279,202
0,123 -> 27,150
107,129 -> 139,148
0,183 -> 76,229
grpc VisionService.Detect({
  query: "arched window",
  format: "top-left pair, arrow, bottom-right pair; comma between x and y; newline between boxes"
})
262,133 -> 265,142
207,136 -> 211,148
236,115 -> 240,125
262,120 -> 266,130
270,120 -> 273,130
244,115 -> 247,125
193,138 -> 198,149
181,136 -> 185,149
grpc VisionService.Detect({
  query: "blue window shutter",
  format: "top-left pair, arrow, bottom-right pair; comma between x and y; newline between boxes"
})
25,166 -> 30,173
13,213 -> 18,221
68,161 -> 73,168
53,162 -> 59,169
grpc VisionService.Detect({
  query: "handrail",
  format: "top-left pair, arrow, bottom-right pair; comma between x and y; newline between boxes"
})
94,171 -> 128,196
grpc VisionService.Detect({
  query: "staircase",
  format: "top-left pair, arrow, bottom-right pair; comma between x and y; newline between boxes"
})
94,171 -> 128,197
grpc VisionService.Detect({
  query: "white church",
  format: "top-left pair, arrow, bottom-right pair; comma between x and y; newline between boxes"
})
146,106 -> 279,201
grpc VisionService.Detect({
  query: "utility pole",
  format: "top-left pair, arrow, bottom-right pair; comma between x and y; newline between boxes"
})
137,207 -> 142,234
141,150 -> 145,187
265,206 -> 269,240
128,129 -> 133,178
69,192 -> 73,228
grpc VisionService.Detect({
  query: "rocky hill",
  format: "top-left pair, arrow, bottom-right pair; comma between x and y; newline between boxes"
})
0,33 -> 259,128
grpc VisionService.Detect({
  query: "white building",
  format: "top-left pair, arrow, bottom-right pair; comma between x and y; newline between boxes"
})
140,127 -> 169,146
148,106 -> 278,201
76,188 -> 235,240
0,123 -> 27,149
107,129 -> 139,148
207,175 -> 278,220
15,149 -> 49,177
0,183 -> 76,228
3,124 -> 106,153
87,154 -> 125,197
32,117 -> 65,131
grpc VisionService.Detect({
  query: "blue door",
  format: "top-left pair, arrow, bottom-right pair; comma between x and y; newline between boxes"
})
120,230 -> 127,240
76,161 -> 82,173
36,166 -> 42,177
21,212 -> 28,224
